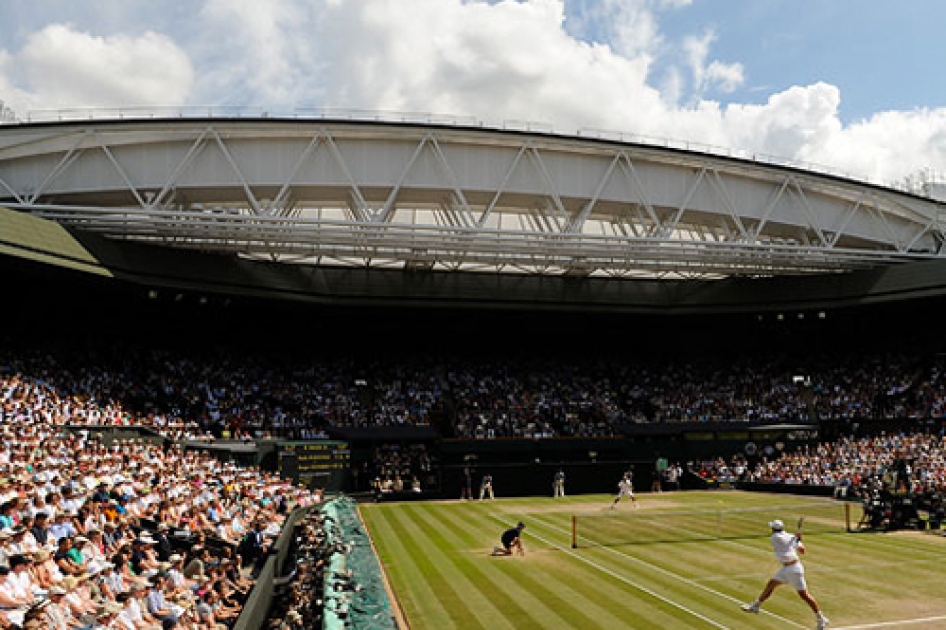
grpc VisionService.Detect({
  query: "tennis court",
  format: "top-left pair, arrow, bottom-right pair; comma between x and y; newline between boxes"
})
359,491 -> 946,629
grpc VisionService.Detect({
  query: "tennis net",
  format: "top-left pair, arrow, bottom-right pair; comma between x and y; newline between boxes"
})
571,501 -> 851,548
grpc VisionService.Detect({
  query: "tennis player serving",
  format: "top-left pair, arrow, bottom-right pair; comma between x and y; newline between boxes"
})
742,518 -> 829,629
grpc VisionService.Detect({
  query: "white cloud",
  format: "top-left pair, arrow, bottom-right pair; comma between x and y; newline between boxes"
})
307,0 -> 662,130
705,61 -> 743,94
0,0 -> 944,185
1,24 -> 193,113
682,31 -> 743,101
195,0 -> 318,106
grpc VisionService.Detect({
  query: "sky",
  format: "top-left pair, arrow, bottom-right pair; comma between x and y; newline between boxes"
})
1,0 -> 944,189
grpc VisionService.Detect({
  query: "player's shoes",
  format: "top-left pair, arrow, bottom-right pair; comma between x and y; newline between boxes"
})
492,546 -> 500,555
816,615 -> 829,629
741,602 -> 760,614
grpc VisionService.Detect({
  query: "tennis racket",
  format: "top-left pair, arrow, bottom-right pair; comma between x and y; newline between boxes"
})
795,516 -> 806,541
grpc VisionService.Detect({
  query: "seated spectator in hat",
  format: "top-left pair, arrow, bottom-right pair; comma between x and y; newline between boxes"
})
6,528 -> 28,556
58,576 -> 93,619
31,548 -> 62,590
43,585 -> 83,630
113,498 -> 129,520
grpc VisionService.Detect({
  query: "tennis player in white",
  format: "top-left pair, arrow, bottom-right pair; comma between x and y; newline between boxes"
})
610,473 -> 639,508
742,519 -> 829,629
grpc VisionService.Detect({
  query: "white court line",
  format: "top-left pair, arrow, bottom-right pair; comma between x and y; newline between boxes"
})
833,616 -> 946,629
518,513 -> 808,629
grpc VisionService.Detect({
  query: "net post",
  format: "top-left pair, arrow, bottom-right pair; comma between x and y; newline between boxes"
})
844,501 -> 851,532
572,514 -> 577,549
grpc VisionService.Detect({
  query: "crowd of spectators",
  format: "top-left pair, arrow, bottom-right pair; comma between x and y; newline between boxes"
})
693,431 -> 946,515
368,444 -> 432,496
6,341 -> 946,447
0,373 -> 322,629
742,432 -> 946,497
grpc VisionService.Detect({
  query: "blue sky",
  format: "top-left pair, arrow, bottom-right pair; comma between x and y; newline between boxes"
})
645,1 -> 945,123
1,0 -> 944,187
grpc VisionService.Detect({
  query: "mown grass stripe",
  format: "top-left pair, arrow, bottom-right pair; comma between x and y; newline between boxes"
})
359,504 -> 455,629
416,502 -> 633,630
404,503 -> 591,630
369,504 -> 485,629
383,504 -> 501,630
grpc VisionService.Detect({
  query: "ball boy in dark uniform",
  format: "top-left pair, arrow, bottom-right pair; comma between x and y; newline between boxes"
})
492,521 -> 525,556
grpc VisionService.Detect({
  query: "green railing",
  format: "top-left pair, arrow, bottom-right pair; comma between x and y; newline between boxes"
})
233,497 -> 396,630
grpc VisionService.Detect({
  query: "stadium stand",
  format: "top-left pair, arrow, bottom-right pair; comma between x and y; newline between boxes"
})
5,245 -> 946,627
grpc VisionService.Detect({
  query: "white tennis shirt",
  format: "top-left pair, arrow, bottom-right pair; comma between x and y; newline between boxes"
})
770,530 -> 801,563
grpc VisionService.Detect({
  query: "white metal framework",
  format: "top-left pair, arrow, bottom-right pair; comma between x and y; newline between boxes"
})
1,117 -> 944,279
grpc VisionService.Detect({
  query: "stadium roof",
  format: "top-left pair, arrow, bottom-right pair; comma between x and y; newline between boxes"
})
1,113 -> 944,280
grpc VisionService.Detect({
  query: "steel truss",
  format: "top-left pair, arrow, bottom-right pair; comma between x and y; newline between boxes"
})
0,118 -> 943,279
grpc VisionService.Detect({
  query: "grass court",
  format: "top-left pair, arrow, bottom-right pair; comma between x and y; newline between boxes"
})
359,491 -> 946,629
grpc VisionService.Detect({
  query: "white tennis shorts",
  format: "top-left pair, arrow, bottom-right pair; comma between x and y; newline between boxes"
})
773,562 -> 807,591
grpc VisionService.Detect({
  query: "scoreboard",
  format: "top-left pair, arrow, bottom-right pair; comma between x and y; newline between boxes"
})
278,440 -> 350,492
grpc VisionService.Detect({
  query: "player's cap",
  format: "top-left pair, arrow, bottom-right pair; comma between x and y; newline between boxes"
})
768,519 -> 784,531
517,521 -> 525,529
